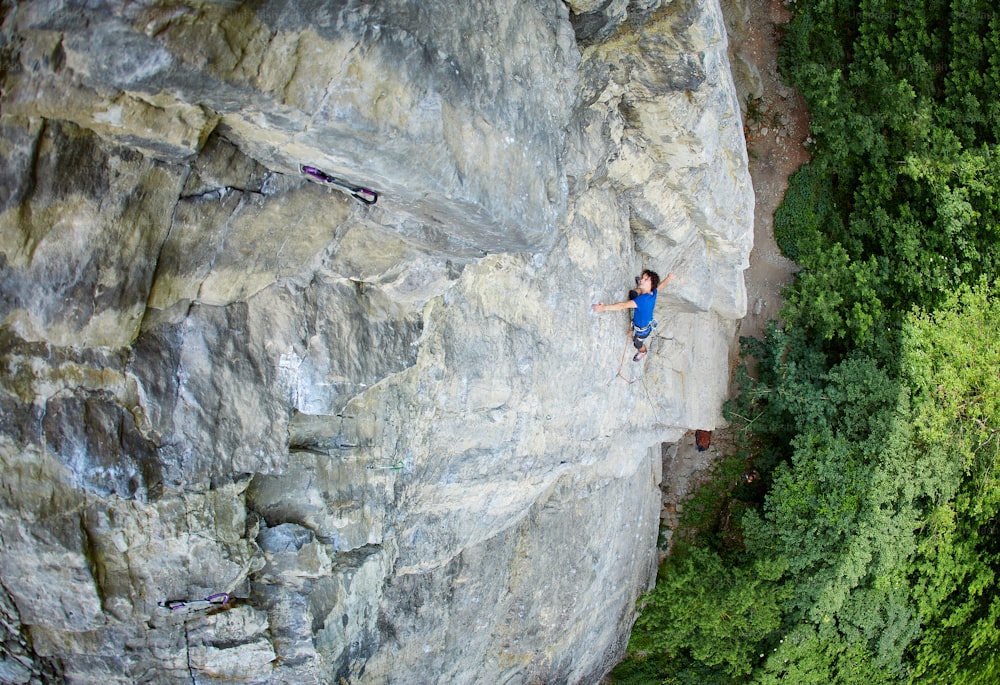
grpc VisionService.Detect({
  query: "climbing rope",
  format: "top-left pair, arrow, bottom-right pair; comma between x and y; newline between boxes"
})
612,328 -> 643,385
609,327 -> 661,425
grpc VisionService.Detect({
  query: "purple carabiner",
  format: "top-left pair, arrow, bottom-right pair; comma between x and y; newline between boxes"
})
350,187 -> 378,205
301,165 -> 334,183
204,592 -> 230,605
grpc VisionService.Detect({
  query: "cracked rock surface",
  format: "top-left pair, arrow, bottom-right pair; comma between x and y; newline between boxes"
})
0,0 -> 751,682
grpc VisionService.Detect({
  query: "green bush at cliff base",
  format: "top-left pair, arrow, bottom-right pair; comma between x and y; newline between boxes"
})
613,0 -> 1000,682
616,288 -> 1000,684
613,543 -> 787,685
775,0 -> 1000,351
901,283 -> 1000,684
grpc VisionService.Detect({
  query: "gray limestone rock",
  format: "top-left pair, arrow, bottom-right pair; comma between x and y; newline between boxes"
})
5,0 -> 579,254
0,0 -> 751,681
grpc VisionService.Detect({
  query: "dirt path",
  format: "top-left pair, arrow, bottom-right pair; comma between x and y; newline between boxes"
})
658,0 -> 810,552
732,0 -> 808,343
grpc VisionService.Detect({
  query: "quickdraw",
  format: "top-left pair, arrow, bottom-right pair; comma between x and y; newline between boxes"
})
158,592 -> 230,613
301,165 -> 378,205
366,460 -> 404,471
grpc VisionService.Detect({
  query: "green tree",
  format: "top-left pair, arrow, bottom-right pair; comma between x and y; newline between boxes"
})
902,281 -> 1000,683
618,545 -> 788,684
615,2 -> 1000,682
738,354 -> 923,677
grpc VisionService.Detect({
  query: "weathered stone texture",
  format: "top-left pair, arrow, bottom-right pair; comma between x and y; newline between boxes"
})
5,0 -> 578,254
0,0 -> 751,682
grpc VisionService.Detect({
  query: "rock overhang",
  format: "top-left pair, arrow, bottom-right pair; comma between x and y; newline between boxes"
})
5,0 -> 580,255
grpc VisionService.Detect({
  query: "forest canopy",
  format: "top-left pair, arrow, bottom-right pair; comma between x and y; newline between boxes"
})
614,1 -> 1000,682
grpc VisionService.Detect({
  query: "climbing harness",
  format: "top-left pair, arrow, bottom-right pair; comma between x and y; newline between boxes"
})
366,460 -> 404,471
614,315 -> 659,381
158,592 -> 230,613
632,319 -> 658,337
301,165 -> 378,205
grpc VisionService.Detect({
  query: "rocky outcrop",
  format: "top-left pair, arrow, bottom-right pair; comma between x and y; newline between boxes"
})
0,0 -> 751,683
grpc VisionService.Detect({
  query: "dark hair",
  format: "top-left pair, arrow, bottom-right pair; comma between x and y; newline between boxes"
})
642,269 -> 660,291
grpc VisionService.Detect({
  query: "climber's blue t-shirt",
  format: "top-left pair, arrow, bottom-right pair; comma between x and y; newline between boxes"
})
632,290 -> 657,328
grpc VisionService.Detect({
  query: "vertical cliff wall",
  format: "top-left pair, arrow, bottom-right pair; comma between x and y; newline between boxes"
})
0,0 -> 751,682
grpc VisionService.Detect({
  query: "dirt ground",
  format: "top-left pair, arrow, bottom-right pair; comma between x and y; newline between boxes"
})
735,0 -> 808,343
658,0 -> 810,551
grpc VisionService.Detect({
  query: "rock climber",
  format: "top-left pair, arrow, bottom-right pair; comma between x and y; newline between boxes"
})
592,270 -> 675,361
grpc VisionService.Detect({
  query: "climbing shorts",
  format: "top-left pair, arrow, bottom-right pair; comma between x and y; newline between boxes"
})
632,323 -> 653,350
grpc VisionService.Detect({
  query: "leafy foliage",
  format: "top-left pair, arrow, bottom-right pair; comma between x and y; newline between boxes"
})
613,1 -> 1000,682
776,0 -> 1000,341
612,543 -> 787,684
902,282 -> 1000,683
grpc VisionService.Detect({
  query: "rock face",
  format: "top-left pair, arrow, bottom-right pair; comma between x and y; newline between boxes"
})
0,1 -> 751,683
